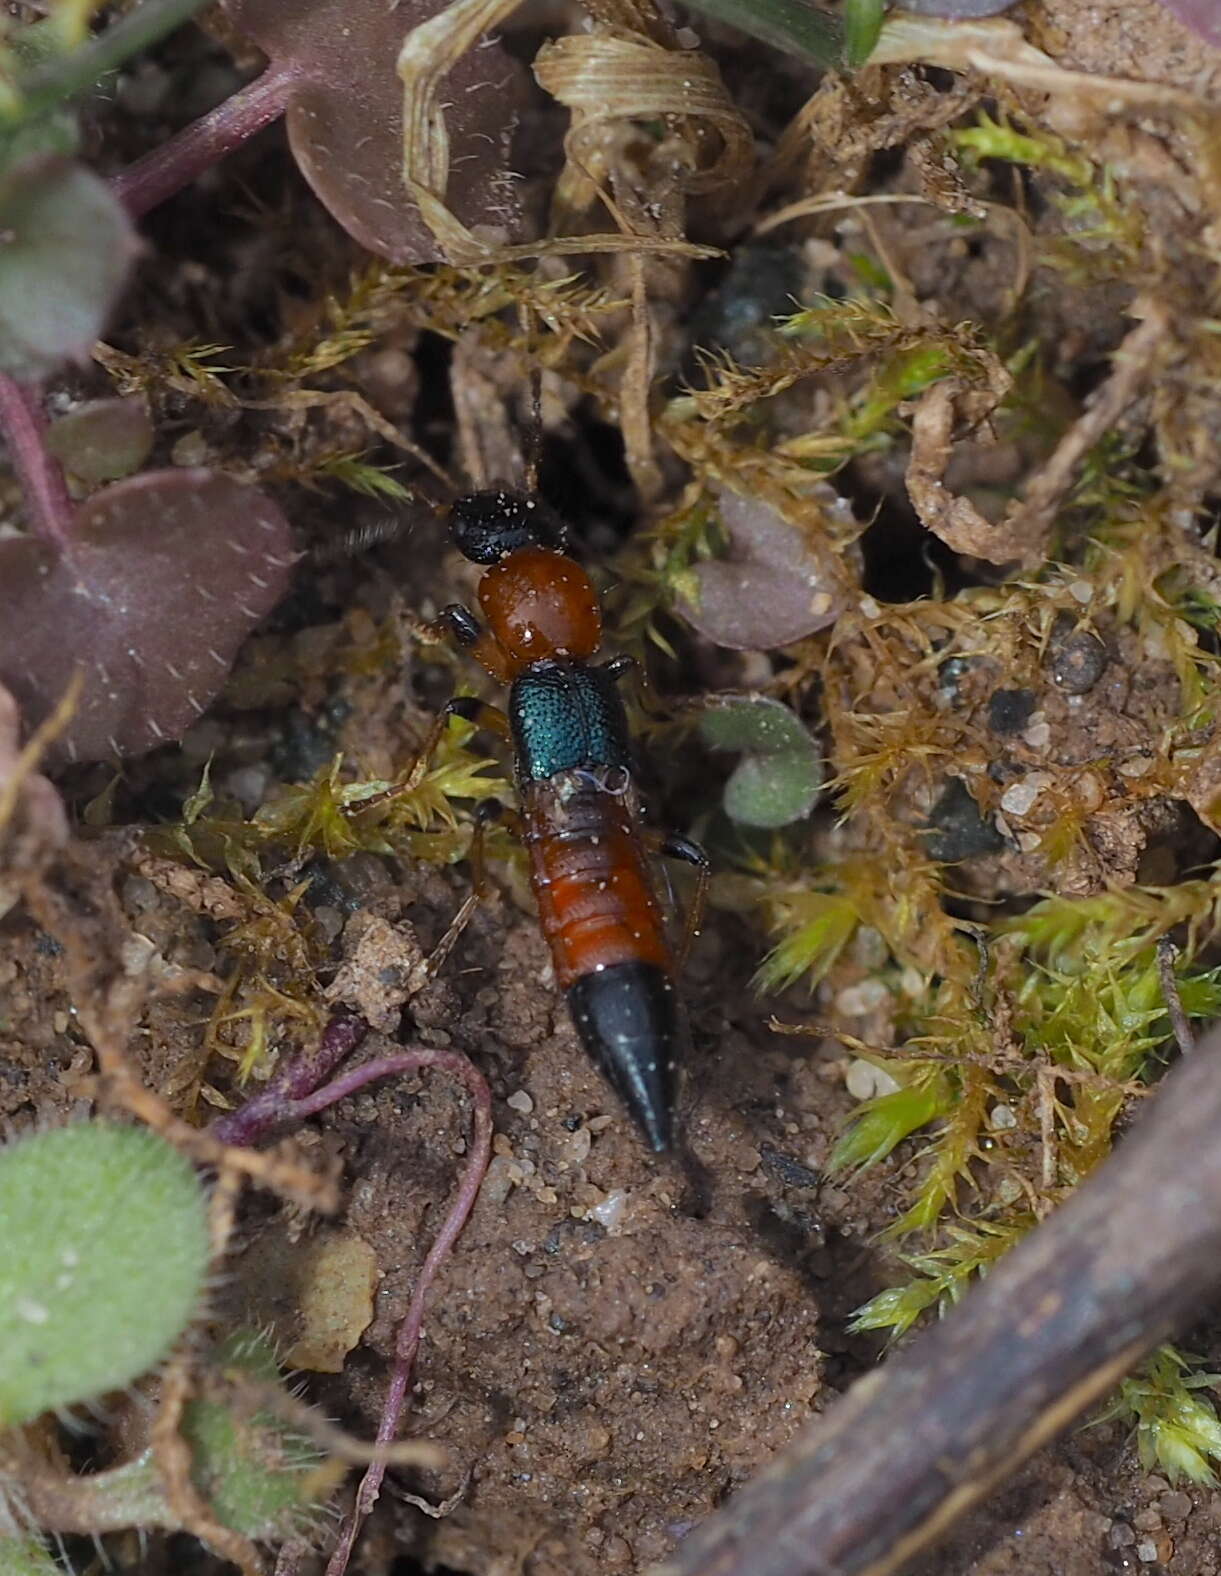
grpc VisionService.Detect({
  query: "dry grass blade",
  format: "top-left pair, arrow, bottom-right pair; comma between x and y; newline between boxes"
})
0,676 -> 74,893
397,0 -> 528,261
532,30 -> 752,198
872,13 -> 1217,123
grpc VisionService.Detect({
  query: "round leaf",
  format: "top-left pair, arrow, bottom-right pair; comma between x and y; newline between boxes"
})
679,487 -> 849,650
0,159 -> 138,380
46,396 -> 154,484
699,693 -> 824,828
0,1537 -> 61,1576
225,0 -> 529,263
183,1329 -> 323,1539
0,1124 -> 209,1426
0,469 -> 297,766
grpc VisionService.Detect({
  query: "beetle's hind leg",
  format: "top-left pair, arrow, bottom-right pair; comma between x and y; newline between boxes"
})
353,694 -> 511,817
422,797 -> 520,981
656,833 -> 711,972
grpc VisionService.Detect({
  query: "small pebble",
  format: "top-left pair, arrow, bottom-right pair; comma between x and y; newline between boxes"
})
987,688 -> 1036,735
1136,1540 -> 1159,1563
588,1189 -> 627,1230
1109,1521 -> 1136,1549
171,429 -> 209,467
507,1089 -> 534,1114
834,979 -> 890,1017
1046,622 -> 1107,693
845,1059 -> 901,1101
1000,773 -> 1051,817
1159,1491 -> 1192,1522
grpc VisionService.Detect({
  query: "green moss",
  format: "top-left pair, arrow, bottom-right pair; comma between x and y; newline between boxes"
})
1097,1347 -> 1221,1484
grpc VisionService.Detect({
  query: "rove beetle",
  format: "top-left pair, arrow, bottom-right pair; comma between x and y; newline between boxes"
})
421,488 -> 709,1152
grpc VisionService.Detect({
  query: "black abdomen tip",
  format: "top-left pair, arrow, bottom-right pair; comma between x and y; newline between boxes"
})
566,962 -> 679,1152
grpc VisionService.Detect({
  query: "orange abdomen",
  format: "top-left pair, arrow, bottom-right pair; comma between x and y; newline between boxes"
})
522,775 -> 671,990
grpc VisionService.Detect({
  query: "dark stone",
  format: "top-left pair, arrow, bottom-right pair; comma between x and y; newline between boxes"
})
987,688 -> 1037,735
924,777 -> 1006,862
760,1147 -> 822,1190
1046,618 -> 1108,694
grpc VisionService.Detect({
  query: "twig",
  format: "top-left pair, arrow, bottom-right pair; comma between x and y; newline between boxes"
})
1001,300 -> 1169,550
1157,937 -> 1196,1057
153,1349 -> 263,1576
649,1017 -> 1221,1576
202,1367 -> 444,1470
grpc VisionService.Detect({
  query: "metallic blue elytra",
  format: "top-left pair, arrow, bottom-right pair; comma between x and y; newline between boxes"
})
509,660 -> 632,785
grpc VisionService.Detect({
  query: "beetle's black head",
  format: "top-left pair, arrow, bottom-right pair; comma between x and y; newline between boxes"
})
448,489 -> 569,565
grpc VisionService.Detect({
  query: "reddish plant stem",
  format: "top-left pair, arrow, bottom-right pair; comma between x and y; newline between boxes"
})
111,64 -> 295,219
0,374 -> 77,555
210,1009 -> 369,1147
209,1024 -> 493,1576
320,1050 -> 494,1576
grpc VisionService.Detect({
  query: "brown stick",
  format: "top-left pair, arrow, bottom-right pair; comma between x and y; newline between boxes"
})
651,1024 -> 1221,1576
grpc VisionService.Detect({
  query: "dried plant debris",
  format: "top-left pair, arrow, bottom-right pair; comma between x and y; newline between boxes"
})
0,471 -> 296,765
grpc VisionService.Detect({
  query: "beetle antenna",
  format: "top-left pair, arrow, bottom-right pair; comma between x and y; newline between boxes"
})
518,298 -> 543,494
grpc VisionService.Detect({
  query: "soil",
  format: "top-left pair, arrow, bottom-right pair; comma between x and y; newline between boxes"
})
3,0 -> 1221,1574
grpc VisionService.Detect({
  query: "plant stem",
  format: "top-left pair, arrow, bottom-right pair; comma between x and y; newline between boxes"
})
111,64 -> 295,219
14,0 -> 214,119
0,373 -> 76,555
10,1448 -> 174,1534
210,1027 -> 494,1576
211,1009 -> 370,1148
289,1050 -> 494,1576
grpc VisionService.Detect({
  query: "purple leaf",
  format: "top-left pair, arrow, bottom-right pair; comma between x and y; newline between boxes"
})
678,487 -> 849,651
1154,0 -> 1221,43
220,0 -> 528,262
0,469 -> 297,766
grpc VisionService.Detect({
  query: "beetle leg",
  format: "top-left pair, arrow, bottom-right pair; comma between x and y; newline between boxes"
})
434,602 -> 513,683
447,694 -> 512,742
421,798 -> 520,981
599,653 -> 637,682
353,695 -> 510,816
656,833 -> 711,972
